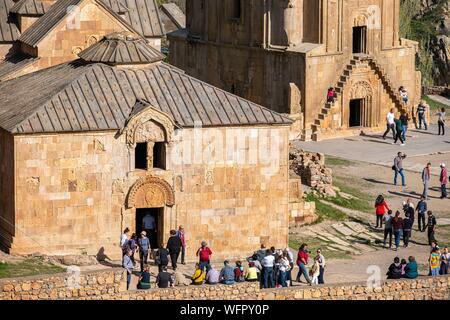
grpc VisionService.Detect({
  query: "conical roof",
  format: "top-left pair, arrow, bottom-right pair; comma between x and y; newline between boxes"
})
78,32 -> 165,65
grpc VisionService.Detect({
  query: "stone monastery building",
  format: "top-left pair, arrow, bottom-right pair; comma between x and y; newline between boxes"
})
0,0 -> 292,260
169,0 -> 422,141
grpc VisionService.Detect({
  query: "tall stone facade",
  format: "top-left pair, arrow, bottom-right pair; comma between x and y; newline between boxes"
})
168,0 -> 422,141
6,127 -> 289,261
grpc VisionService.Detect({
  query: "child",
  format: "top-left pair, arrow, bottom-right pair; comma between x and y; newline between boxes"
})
327,88 -> 335,103
400,258 -> 407,276
309,256 -> 320,285
430,248 -> 441,277
234,261 -> 245,282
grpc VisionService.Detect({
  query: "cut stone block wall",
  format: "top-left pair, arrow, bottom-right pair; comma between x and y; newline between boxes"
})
8,126 -> 290,262
1,268 -> 450,300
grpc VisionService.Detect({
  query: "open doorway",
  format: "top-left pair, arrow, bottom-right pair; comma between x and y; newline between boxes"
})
349,99 -> 363,127
136,208 -> 164,249
353,26 -> 367,53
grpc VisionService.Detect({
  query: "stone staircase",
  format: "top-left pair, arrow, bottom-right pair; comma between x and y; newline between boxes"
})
307,54 -> 406,142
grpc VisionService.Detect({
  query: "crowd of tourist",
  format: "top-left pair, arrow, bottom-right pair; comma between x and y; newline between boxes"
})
375,195 -> 438,250
120,224 -> 329,291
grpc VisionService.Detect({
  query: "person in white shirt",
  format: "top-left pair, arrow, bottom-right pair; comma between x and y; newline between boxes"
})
283,248 -> 294,286
310,257 -> 321,285
120,227 -> 130,255
383,108 -> 397,140
277,254 -> 291,287
261,250 -> 275,288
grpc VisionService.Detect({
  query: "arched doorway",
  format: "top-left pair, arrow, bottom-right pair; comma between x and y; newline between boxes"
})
348,81 -> 373,128
127,176 -> 175,248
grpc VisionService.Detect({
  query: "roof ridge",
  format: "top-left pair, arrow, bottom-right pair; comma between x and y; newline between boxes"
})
19,0 -> 144,47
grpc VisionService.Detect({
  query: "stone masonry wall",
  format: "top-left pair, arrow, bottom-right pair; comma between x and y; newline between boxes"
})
0,268 -> 125,300
9,125 -> 290,262
1,268 -> 450,300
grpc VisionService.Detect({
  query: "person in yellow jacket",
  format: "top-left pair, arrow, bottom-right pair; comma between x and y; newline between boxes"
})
245,262 -> 259,282
192,263 -> 205,285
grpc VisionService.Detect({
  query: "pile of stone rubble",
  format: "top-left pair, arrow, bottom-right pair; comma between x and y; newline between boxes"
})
289,145 -> 335,197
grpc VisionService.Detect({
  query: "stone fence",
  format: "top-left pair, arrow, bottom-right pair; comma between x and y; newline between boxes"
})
1,268 -> 450,300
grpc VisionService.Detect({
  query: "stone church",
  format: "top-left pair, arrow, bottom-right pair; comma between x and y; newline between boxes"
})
168,0 -> 422,141
0,30 -> 292,261
0,0 -> 185,81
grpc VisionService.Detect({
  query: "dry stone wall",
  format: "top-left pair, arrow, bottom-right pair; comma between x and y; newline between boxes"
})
1,268 -> 450,300
289,146 -> 334,197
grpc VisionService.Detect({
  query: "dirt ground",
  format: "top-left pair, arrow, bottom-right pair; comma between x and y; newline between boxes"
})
298,157 -> 450,285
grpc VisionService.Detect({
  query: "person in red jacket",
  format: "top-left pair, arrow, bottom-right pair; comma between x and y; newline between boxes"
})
375,195 -> 390,229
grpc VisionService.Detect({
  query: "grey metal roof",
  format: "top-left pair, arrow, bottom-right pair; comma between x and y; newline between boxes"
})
10,0 -> 50,15
0,60 -> 292,134
0,53 -> 39,80
161,2 -> 186,32
18,0 -> 141,47
100,0 -> 127,14
78,32 -> 164,64
0,0 -> 20,42
112,0 -> 164,38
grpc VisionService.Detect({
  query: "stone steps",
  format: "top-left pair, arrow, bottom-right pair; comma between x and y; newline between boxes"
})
308,54 -> 407,142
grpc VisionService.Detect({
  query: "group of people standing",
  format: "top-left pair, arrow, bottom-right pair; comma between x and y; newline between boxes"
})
120,224 -> 186,290
375,195 -> 437,250
392,152 -> 448,200
190,244 -> 326,289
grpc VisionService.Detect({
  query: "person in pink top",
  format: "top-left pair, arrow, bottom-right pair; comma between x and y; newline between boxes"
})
176,225 -> 186,265
440,163 -> 448,199
374,194 -> 390,228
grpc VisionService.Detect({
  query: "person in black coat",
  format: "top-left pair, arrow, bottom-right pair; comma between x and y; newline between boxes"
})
155,244 -> 169,273
167,229 -> 183,271
387,257 -> 403,279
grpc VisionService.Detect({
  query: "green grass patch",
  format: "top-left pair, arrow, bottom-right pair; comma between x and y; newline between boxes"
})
423,95 -> 447,111
305,193 -> 347,222
0,258 -> 65,279
289,237 -> 352,260
330,176 -> 374,214
325,156 -> 353,167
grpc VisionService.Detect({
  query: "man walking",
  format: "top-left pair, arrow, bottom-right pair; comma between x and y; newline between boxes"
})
167,229 -> 182,271
422,162 -> 432,200
142,212 -> 156,258
176,225 -> 186,265
440,163 -> 448,199
138,231 -> 150,272
393,117 -> 405,146
416,196 -> 428,232
383,210 -> 394,249
416,101 -> 428,130
437,107 -> 446,136
393,152 -> 406,187
296,244 -> 312,285
383,108 -> 396,140
399,111 -> 410,142
424,211 -> 437,246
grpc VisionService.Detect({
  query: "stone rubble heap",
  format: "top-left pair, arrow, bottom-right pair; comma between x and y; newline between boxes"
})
289,145 -> 335,197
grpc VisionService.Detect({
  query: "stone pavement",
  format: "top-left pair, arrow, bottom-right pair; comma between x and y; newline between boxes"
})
295,124 -> 450,175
